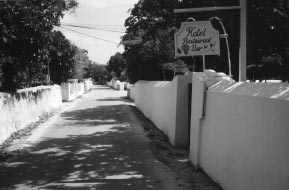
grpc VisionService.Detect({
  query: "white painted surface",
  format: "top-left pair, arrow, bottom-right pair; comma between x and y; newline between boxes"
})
135,74 -> 192,147
189,73 -> 206,166
135,81 -> 172,140
107,79 -> 127,91
189,77 -> 289,190
210,80 -> 289,100
61,82 -> 76,101
0,85 -> 62,144
77,82 -> 85,97
84,79 -> 91,92
62,79 -> 92,102
127,85 -> 135,101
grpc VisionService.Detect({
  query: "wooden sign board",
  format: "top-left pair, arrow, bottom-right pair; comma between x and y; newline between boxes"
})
175,21 -> 220,57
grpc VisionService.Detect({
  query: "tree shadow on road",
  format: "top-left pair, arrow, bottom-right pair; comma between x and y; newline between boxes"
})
0,104 -> 162,189
61,104 -> 130,124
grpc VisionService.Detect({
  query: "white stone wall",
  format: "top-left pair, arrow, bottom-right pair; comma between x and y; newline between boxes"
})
76,82 -> 85,97
189,75 -> 289,190
0,85 -> 62,144
127,85 -> 135,101
135,73 -> 193,147
107,79 -> 127,91
84,79 -> 90,92
62,78 -> 92,102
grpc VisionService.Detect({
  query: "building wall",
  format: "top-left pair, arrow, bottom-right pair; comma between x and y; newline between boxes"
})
190,78 -> 289,190
0,85 -> 62,144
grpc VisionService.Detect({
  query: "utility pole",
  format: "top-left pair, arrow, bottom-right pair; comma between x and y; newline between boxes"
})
239,0 -> 247,81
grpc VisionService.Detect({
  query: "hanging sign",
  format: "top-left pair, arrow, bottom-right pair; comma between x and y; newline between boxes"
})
175,21 -> 220,57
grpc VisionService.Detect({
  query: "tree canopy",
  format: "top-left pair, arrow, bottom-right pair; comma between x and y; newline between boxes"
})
122,0 -> 179,83
120,0 -> 289,83
0,0 -> 78,91
71,47 -> 91,81
107,52 -> 127,82
247,0 -> 289,81
85,62 -> 110,85
49,31 -> 76,84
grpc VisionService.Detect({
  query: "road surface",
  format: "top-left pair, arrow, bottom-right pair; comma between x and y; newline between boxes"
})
0,85 -> 188,190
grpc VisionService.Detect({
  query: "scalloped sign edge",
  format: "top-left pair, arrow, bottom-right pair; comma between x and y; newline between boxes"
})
175,21 -> 220,57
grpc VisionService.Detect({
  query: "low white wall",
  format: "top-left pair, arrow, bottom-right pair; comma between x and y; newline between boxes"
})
77,82 -> 85,97
61,82 -> 76,101
135,81 -> 172,138
106,81 -> 112,87
0,85 -> 62,144
127,85 -> 136,101
62,78 -> 92,102
135,74 -> 192,147
190,77 -> 289,190
107,79 -> 127,91
84,79 -> 91,92
90,80 -> 93,89
113,80 -> 120,90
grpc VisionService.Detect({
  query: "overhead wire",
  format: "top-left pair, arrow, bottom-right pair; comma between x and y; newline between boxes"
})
60,23 -> 125,33
59,26 -> 120,45
61,22 -> 125,32
61,22 -> 124,27
58,9 -> 258,47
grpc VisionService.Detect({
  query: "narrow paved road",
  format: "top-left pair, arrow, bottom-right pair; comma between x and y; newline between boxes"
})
0,86 -> 187,190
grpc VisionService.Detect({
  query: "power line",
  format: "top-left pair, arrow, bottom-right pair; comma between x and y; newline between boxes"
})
59,26 -> 120,45
61,22 -> 124,27
61,22 -> 125,31
61,24 -> 126,33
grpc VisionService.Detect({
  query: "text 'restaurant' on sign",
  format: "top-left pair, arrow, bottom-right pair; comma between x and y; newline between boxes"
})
175,21 -> 220,57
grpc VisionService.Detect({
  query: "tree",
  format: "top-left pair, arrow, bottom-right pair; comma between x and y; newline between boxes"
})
71,47 -> 91,81
178,0 -> 289,81
123,0 -> 289,82
107,52 -> 127,81
0,0 -> 78,91
49,31 -> 76,84
247,0 -> 289,81
85,62 -> 110,84
122,0 -> 179,83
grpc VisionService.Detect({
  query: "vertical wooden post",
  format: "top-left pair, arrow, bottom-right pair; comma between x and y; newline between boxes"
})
239,0 -> 247,81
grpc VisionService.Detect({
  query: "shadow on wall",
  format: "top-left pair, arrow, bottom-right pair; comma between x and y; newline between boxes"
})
0,104 -> 158,189
210,81 -> 289,100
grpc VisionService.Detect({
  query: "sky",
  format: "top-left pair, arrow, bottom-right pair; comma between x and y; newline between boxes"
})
56,0 -> 139,64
